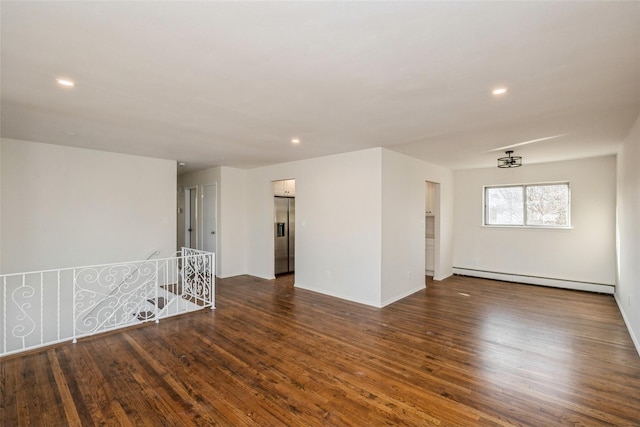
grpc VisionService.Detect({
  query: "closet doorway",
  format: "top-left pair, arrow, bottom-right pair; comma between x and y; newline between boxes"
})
425,181 -> 440,277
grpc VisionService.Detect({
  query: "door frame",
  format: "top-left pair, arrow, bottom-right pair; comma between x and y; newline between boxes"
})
272,179 -> 295,278
425,180 -> 441,279
184,186 -> 198,249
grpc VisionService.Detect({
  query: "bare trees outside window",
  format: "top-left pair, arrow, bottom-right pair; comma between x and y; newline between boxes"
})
485,186 -> 523,225
484,183 -> 570,227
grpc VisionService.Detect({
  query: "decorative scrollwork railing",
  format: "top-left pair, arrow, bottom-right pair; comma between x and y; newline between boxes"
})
181,247 -> 214,303
1,249 -> 214,358
74,260 -> 162,335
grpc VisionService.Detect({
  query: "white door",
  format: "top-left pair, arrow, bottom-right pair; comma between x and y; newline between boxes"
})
202,184 -> 217,253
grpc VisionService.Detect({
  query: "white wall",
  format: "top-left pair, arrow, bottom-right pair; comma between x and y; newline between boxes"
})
616,114 -> 640,354
246,149 -> 384,306
219,167 -> 247,277
242,148 -> 455,308
453,156 -> 617,288
381,149 -> 454,306
1,138 -> 176,273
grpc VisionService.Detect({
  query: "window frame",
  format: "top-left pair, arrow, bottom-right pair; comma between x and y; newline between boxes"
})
483,181 -> 572,229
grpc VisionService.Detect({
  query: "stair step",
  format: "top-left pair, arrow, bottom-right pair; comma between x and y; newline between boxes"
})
149,297 -> 167,310
161,283 -> 208,307
136,311 -> 155,321
135,296 -> 169,322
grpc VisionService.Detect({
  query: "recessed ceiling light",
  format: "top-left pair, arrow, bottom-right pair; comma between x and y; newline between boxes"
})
57,78 -> 75,87
291,138 -> 300,144
492,87 -> 508,96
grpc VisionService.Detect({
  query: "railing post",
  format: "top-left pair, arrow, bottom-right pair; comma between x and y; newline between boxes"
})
210,253 -> 214,309
165,258 -> 169,317
155,259 -> 160,324
180,253 -> 185,301
57,270 -> 61,342
21,274 -> 26,350
72,268 -> 77,344
3,276 -> 6,354
40,272 -> 44,346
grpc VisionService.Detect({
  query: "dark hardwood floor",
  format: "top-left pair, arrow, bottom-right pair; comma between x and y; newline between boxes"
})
2,274 -> 639,426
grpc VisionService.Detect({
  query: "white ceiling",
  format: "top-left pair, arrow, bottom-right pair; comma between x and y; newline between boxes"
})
2,1 -> 639,173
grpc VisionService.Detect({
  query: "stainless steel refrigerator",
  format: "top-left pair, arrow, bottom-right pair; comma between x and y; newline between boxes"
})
274,196 -> 295,275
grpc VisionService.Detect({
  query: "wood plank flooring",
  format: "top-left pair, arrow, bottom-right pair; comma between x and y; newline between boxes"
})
1,274 -> 639,426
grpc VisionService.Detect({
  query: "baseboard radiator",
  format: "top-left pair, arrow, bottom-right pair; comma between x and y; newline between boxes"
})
452,267 -> 614,294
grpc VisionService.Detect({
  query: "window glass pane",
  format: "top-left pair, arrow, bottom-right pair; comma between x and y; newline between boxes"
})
525,184 -> 569,226
485,187 -> 523,225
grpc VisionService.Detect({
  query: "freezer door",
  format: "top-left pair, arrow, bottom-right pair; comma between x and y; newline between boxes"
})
274,197 -> 289,275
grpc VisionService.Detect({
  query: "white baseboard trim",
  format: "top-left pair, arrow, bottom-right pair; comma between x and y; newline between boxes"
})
614,294 -> 640,358
381,285 -> 425,308
452,268 -> 615,295
294,283 -> 381,308
218,273 -> 273,280
433,273 -> 453,282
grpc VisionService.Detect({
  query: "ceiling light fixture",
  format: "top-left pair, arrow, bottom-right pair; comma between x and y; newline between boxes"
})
57,78 -> 75,87
291,138 -> 300,144
492,87 -> 507,96
497,150 -> 522,168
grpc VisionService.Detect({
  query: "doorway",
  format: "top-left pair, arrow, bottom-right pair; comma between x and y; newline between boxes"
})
273,179 -> 295,276
184,187 -> 198,249
425,181 -> 440,277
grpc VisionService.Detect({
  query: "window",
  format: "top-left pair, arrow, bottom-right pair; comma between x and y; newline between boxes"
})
484,183 -> 570,227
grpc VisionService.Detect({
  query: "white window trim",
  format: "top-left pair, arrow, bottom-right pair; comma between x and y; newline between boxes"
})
482,181 -> 572,229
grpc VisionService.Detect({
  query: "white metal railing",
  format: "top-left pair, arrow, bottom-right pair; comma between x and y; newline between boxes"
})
79,250 -> 160,323
1,248 -> 214,358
